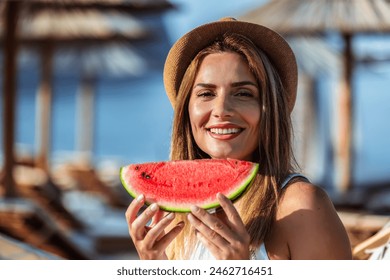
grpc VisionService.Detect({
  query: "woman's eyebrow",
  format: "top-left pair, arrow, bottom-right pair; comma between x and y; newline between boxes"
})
193,83 -> 217,89
231,81 -> 257,87
194,81 -> 257,89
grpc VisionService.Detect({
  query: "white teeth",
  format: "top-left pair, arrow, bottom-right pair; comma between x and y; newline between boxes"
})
209,128 -> 241,135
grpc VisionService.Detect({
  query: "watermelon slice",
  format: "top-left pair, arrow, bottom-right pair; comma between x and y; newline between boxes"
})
119,158 -> 258,212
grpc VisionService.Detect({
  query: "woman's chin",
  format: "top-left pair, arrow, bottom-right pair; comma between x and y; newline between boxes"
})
208,153 -> 251,161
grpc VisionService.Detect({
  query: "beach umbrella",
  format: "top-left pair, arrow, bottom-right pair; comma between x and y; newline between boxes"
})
0,0 -> 174,198
18,6 -> 150,172
241,0 -> 390,194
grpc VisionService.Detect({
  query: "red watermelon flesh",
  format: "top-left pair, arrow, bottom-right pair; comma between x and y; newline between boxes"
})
120,158 -> 258,212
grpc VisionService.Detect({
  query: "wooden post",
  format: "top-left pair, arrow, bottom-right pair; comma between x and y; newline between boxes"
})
35,43 -> 54,173
76,74 -> 96,167
296,73 -> 317,170
300,75 -> 310,166
1,1 -> 19,197
335,33 -> 353,194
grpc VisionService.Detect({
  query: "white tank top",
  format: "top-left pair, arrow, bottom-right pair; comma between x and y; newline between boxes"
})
189,173 -> 308,260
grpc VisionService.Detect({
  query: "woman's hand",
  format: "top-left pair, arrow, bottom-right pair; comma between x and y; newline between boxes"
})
125,194 -> 184,260
187,193 -> 250,259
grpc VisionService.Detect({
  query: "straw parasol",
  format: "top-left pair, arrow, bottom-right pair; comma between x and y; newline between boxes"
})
0,0 -> 174,198
241,0 -> 390,194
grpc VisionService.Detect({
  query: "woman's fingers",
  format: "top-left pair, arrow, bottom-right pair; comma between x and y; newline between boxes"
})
153,220 -> 185,252
217,193 -> 246,232
125,194 -> 145,225
188,195 -> 251,260
125,195 -> 183,260
194,230 -> 221,257
188,206 -> 231,246
130,203 -> 159,240
151,209 -> 165,227
144,213 -> 175,245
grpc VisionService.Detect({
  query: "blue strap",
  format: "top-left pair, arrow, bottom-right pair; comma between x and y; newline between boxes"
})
281,173 -> 308,189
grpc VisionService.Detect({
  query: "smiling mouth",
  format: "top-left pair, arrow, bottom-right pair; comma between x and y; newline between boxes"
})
208,128 -> 243,135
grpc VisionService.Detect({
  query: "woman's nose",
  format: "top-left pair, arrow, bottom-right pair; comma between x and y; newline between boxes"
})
212,94 -> 233,118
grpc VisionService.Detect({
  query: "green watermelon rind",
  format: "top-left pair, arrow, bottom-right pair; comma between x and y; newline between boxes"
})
120,166 -> 140,203
119,161 -> 259,213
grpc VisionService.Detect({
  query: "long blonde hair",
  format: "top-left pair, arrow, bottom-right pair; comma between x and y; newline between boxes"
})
167,33 -> 296,259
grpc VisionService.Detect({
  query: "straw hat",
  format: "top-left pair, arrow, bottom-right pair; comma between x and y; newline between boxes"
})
163,17 -> 298,113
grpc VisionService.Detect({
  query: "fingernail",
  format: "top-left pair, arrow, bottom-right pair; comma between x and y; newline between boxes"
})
137,194 -> 144,202
217,193 -> 225,199
150,203 -> 158,211
190,205 -> 199,212
166,212 -> 175,220
177,221 -> 185,227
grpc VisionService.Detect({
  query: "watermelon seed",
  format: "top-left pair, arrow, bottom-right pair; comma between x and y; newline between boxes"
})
141,172 -> 151,179
135,166 -> 139,170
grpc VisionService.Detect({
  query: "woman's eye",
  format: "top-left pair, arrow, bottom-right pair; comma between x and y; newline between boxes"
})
235,91 -> 253,97
197,91 -> 215,97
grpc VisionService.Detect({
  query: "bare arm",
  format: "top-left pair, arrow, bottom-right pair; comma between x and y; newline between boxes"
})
271,182 -> 352,260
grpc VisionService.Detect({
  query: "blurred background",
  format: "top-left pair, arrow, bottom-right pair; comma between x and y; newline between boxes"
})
1,0 -> 390,260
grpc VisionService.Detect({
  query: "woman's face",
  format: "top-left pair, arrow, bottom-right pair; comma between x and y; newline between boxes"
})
188,52 -> 261,161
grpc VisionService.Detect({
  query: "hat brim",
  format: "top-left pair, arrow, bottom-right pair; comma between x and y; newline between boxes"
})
163,18 -> 297,113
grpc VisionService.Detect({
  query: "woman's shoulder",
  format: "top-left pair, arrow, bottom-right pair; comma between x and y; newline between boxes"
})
272,180 -> 352,259
277,180 -> 340,226
279,180 -> 331,213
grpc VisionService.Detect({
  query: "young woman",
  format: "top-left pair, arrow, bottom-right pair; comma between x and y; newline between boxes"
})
125,18 -> 352,260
